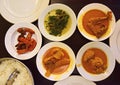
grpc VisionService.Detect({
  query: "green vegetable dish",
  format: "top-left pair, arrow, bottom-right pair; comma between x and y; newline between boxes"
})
44,9 -> 71,36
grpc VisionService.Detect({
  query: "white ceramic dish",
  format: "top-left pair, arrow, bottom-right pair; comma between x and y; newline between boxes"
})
38,3 -> 76,41
54,75 -> 96,85
0,58 -> 34,85
5,22 -> 42,60
36,42 -> 75,81
0,0 -> 49,23
76,42 -> 115,81
110,19 -> 120,64
77,3 -> 116,41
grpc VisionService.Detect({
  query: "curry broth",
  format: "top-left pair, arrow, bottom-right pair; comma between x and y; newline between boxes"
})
82,48 -> 107,74
42,47 -> 70,76
44,9 -> 71,36
82,9 -> 109,35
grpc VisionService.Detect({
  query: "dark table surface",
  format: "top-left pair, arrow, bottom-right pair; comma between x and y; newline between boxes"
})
0,0 -> 120,85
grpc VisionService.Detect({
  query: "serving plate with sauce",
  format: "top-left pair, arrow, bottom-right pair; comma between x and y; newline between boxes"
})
76,42 -> 115,81
77,3 -> 116,41
36,42 -> 75,81
38,3 -> 76,41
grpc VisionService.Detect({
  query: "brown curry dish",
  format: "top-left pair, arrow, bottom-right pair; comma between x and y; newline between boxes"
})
82,48 -> 107,74
82,9 -> 112,38
42,47 -> 70,77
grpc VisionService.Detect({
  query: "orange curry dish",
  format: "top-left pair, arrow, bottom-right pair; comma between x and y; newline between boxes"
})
42,47 -> 70,77
82,9 -> 112,38
15,28 -> 37,54
82,48 -> 107,74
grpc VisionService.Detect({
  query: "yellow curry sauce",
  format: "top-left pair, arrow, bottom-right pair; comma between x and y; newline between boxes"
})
44,9 -> 71,36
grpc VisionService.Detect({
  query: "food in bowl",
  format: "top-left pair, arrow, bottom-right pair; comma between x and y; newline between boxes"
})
44,9 -> 71,36
15,27 -> 37,54
77,3 -> 116,41
0,58 -> 34,85
42,47 -> 70,77
38,4 -> 76,41
76,42 -> 115,81
82,9 -> 112,38
81,48 -> 107,74
36,42 -> 75,81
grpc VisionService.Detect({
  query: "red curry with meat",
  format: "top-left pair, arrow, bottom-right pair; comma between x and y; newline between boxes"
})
82,48 -> 107,74
82,9 -> 112,38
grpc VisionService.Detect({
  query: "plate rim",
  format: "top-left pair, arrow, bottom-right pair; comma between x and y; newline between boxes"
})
54,75 -> 96,85
0,0 -> 50,23
109,19 -> 120,64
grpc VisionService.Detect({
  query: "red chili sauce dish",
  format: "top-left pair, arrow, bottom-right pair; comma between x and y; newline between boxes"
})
15,27 -> 37,54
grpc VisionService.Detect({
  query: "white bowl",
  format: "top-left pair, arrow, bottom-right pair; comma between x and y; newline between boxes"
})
0,58 -> 34,85
36,42 -> 75,81
5,22 -> 42,60
38,3 -> 76,41
77,3 -> 116,41
76,42 -> 115,81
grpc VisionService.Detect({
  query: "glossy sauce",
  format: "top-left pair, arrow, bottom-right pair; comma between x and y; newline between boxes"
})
82,48 -> 107,74
82,9 -> 109,35
42,47 -> 70,76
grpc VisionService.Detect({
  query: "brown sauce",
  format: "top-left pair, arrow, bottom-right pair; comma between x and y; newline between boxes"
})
82,48 -> 107,74
82,9 -> 110,37
42,47 -> 70,77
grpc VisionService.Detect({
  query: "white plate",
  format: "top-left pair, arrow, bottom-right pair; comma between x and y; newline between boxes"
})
54,75 -> 96,85
5,22 -> 42,60
0,0 -> 49,23
0,58 -> 34,85
38,3 -> 76,41
110,19 -> 120,64
77,3 -> 116,41
76,42 -> 115,81
36,42 -> 75,81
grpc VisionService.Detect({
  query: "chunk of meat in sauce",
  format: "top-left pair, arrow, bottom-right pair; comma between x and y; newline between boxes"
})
82,48 -> 107,74
87,11 -> 112,38
43,49 -> 64,63
83,49 -> 95,62
43,48 -> 70,77
90,57 -> 107,73
90,57 -> 104,67
54,58 -> 70,68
